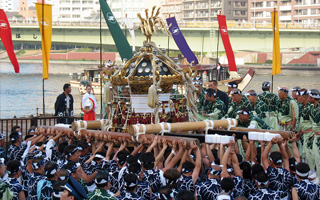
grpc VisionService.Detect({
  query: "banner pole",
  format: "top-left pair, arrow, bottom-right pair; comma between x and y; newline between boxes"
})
271,75 -> 274,93
272,7 -> 275,94
100,7 -> 103,119
167,35 -> 169,57
42,3 -> 45,119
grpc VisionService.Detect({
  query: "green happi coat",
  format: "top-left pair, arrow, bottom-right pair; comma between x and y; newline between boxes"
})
258,91 -> 279,112
227,96 -> 253,119
310,103 -> 320,177
88,188 -> 116,200
171,88 -> 184,100
236,115 -> 270,156
198,98 -> 226,120
258,91 -> 279,130
0,180 -> 13,200
298,102 -> 314,168
197,90 -> 206,113
252,100 -> 269,122
237,115 -> 270,130
278,96 -> 300,156
277,96 -> 299,131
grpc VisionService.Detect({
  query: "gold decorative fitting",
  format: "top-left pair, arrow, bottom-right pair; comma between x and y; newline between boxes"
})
137,6 -> 171,42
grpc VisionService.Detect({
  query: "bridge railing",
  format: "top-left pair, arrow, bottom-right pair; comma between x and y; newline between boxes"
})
8,18 -> 320,30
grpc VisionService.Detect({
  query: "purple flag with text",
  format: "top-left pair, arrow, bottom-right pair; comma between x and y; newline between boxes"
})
166,17 -> 198,64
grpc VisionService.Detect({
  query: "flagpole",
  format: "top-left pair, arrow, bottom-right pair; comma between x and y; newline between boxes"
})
42,2 -> 46,119
100,7 -> 103,119
216,11 -> 221,81
167,14 -> 170,57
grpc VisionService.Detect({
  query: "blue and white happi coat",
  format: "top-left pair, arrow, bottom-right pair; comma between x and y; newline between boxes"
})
3,177 -> 26,200
248,188 -> 281,200
195,178 -> 221,200
116,191 -> 145,200
266,166 -> 294,199
294,179 -> 320,200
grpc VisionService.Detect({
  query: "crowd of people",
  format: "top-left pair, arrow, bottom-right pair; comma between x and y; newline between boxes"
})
0,78 -> 318,200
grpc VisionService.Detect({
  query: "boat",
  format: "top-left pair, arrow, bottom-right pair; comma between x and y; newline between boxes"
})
69,67 -> 105,95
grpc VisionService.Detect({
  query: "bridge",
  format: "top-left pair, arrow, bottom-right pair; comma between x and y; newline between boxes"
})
8,22 -> 320,53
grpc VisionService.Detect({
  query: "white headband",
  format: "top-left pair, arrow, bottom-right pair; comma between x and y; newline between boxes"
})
308,90 -> 320,99
53,191 -> 63,198
95,178 -> 108,184
296,170 -> 309,177
46,168 -> 57,175
256,180 -> 269,186
217,194 -> 231,200
94,154 -> 105,159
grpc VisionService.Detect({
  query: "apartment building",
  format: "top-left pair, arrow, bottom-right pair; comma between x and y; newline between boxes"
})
109,0 -> 148,23
161,0 -> 183,21
248,0 -> 320,25
18,0 -> 37,19
52,0 -> 100,22
0,0 -> 14,12
162,0 -> 248,22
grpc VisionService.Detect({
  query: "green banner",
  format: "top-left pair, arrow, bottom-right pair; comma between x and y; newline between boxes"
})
99,0 -> 132,61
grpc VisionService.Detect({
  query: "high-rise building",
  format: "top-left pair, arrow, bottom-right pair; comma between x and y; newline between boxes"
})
1,0 -> 15,12
18,0 -> 37,19
162,0 -> 248,22
52,0 -> 100,22
161,0 -> 183,22
248,0 -> 320,25
47,0 -> 150,23
109,0 -> 149,23
223,0 -> 248,21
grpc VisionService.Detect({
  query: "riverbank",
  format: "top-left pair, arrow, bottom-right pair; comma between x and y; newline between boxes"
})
2,59 -> 319,75
1,62 -> 320,119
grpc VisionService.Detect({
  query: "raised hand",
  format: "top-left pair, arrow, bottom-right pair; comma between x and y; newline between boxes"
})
190,141 -> 198,150
172,140 -> 178,152
271,136 -> 279,145
288,132 -> 296,143
162,138 -> 168,149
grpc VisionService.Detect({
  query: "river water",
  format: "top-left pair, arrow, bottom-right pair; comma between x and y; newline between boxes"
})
0,62 -> 319,118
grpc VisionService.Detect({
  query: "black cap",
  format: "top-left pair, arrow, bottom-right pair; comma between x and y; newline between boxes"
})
66,176 -> 88,200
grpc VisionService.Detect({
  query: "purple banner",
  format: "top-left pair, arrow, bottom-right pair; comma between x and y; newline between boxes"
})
166,17 -> 198,64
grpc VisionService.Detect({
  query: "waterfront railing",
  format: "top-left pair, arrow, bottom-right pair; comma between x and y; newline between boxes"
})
0,116 -> 81,150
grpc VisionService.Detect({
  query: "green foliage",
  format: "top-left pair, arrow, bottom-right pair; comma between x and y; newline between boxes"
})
15,49 -> 26,55
81,58 -> 86,61
54,49 -> 72,53
76,48 -> 93,52
265,60 -> 272,64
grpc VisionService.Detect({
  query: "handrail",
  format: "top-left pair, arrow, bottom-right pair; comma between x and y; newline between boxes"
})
7,19 -> 320,30
0,116 -> 82,136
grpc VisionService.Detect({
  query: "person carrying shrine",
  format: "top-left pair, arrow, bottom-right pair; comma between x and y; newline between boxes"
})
257,81 -> 279,130
226,89 -> 252,119
296,89 -> 314,169
245,90 -> 269,124
308,89 -> 320,177
193,77 -> 206,115
198,88 -> 226,121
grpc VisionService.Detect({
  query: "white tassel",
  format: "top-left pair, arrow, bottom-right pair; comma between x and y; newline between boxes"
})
104,82 -> 113,104
148,84 -> 158,108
